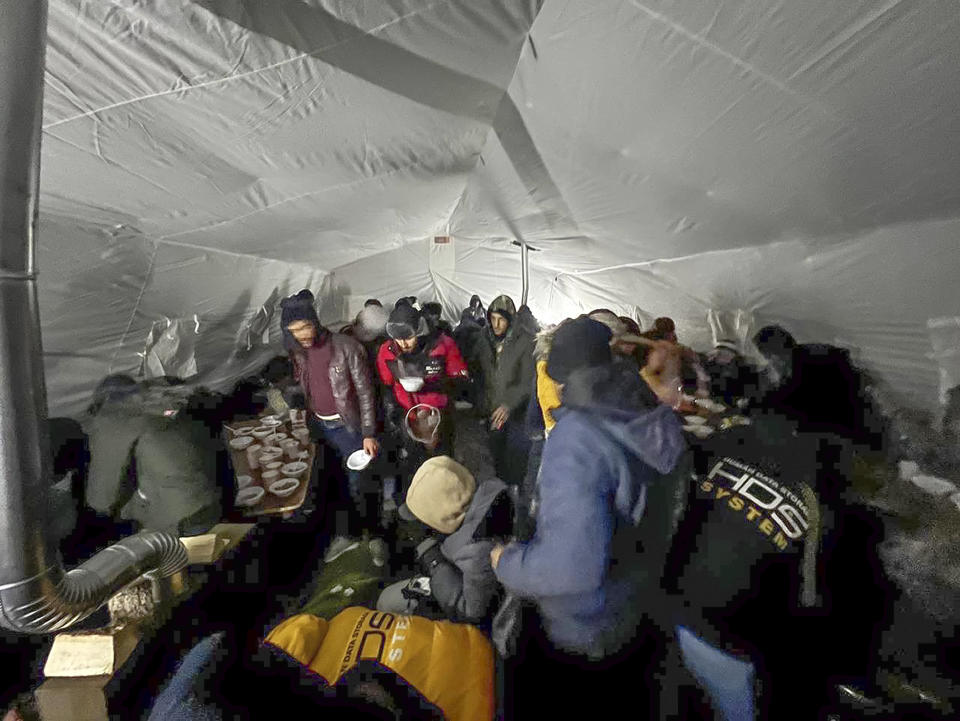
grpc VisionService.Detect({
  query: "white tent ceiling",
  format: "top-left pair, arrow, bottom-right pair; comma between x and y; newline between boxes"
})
37,0 -> 960,416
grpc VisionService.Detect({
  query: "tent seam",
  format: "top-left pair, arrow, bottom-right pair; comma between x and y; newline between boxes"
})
152,236 -> 332,271
107,242 -> 158,374
437,3 -> 549,301
42,0 -> 452,130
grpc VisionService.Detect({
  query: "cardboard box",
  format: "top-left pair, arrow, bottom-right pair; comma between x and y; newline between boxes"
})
35,677 -> 112,721
180,523 -> 256,564
43,624 -> 140,678
36,625 -> 142,721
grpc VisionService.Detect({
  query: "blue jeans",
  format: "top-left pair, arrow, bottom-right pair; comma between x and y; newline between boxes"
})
676,625 -> 756,721
147,634 -> 224,721
308,417 -> 364,502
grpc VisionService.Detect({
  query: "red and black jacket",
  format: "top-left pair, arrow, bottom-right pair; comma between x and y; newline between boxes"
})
376,332 -> 468,411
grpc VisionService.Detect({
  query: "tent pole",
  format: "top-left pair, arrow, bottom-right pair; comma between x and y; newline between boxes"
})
520,242 -> 529,307
0,0 -> 186,634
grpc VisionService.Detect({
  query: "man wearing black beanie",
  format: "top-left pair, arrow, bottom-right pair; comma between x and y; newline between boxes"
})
376,303 -> 468,470
280,290 -> 379,528
544,315 -> 614,383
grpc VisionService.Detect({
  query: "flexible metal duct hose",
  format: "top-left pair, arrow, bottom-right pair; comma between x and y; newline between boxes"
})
0,1 -> 187,634
0,533 -> 188,633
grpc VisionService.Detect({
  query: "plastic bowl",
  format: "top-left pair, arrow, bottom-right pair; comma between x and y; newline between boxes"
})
236,474 -> 254,489
265,461 -> 284,471
251,427 -> 274,439
281,461 -> 309,477
260,415 -> 283,426
398,377 -> 424,392
346,449 -> 372,471
269,478 -> 301,498
235,487 -> 265,507
683,415 -> 708,426
229,436 -> 255,450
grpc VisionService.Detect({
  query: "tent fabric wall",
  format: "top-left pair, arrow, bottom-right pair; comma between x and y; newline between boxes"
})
33,0 -> 960,417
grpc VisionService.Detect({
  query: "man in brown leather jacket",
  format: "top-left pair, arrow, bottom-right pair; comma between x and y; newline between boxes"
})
281,291 -> 379,516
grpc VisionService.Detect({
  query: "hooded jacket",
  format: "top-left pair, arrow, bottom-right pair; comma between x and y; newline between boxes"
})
494,362 -> 687,657
530,325 -> 563,434
474,295 -> 536,416
84,393 -> 219,534
420,479 -> 514,623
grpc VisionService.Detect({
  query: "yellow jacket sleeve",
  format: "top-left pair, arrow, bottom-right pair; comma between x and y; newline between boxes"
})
265,608 -> 495,721
536,360 -> 562,432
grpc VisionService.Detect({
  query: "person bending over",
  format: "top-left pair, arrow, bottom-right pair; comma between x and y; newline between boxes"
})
377,456 -> 514,625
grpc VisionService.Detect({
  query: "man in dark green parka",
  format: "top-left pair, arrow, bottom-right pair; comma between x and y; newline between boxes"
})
84,375 -> 220,536
474,295 -> 536,486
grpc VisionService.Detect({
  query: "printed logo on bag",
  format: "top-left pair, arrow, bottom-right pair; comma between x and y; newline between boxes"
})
698,457 -> 811,551
339,611 -> 411,676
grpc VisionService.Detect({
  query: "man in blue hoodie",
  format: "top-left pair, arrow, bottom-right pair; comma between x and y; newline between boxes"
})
491,316 -> 687,660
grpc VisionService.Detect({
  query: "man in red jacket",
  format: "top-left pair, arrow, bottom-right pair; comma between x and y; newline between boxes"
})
377,304 -> 468,472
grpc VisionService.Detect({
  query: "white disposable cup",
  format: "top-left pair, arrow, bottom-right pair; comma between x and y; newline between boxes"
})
262,469 -> 280,484
292,427 -> 310,445
260,451 -> 282,466
898,460 -> 919,481
246,444 -> 263,470
282,440 -> 301,461
236,475 -> 253,489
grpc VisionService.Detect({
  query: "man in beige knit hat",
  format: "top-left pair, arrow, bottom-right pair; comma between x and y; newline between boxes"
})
376,456 -> 515,622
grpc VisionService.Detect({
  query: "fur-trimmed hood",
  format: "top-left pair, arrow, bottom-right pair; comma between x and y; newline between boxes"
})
534,324 -> 559,361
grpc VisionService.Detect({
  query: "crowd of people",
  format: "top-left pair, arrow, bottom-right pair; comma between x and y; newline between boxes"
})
41,287 -> 937,719
263,288 -> 901,718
